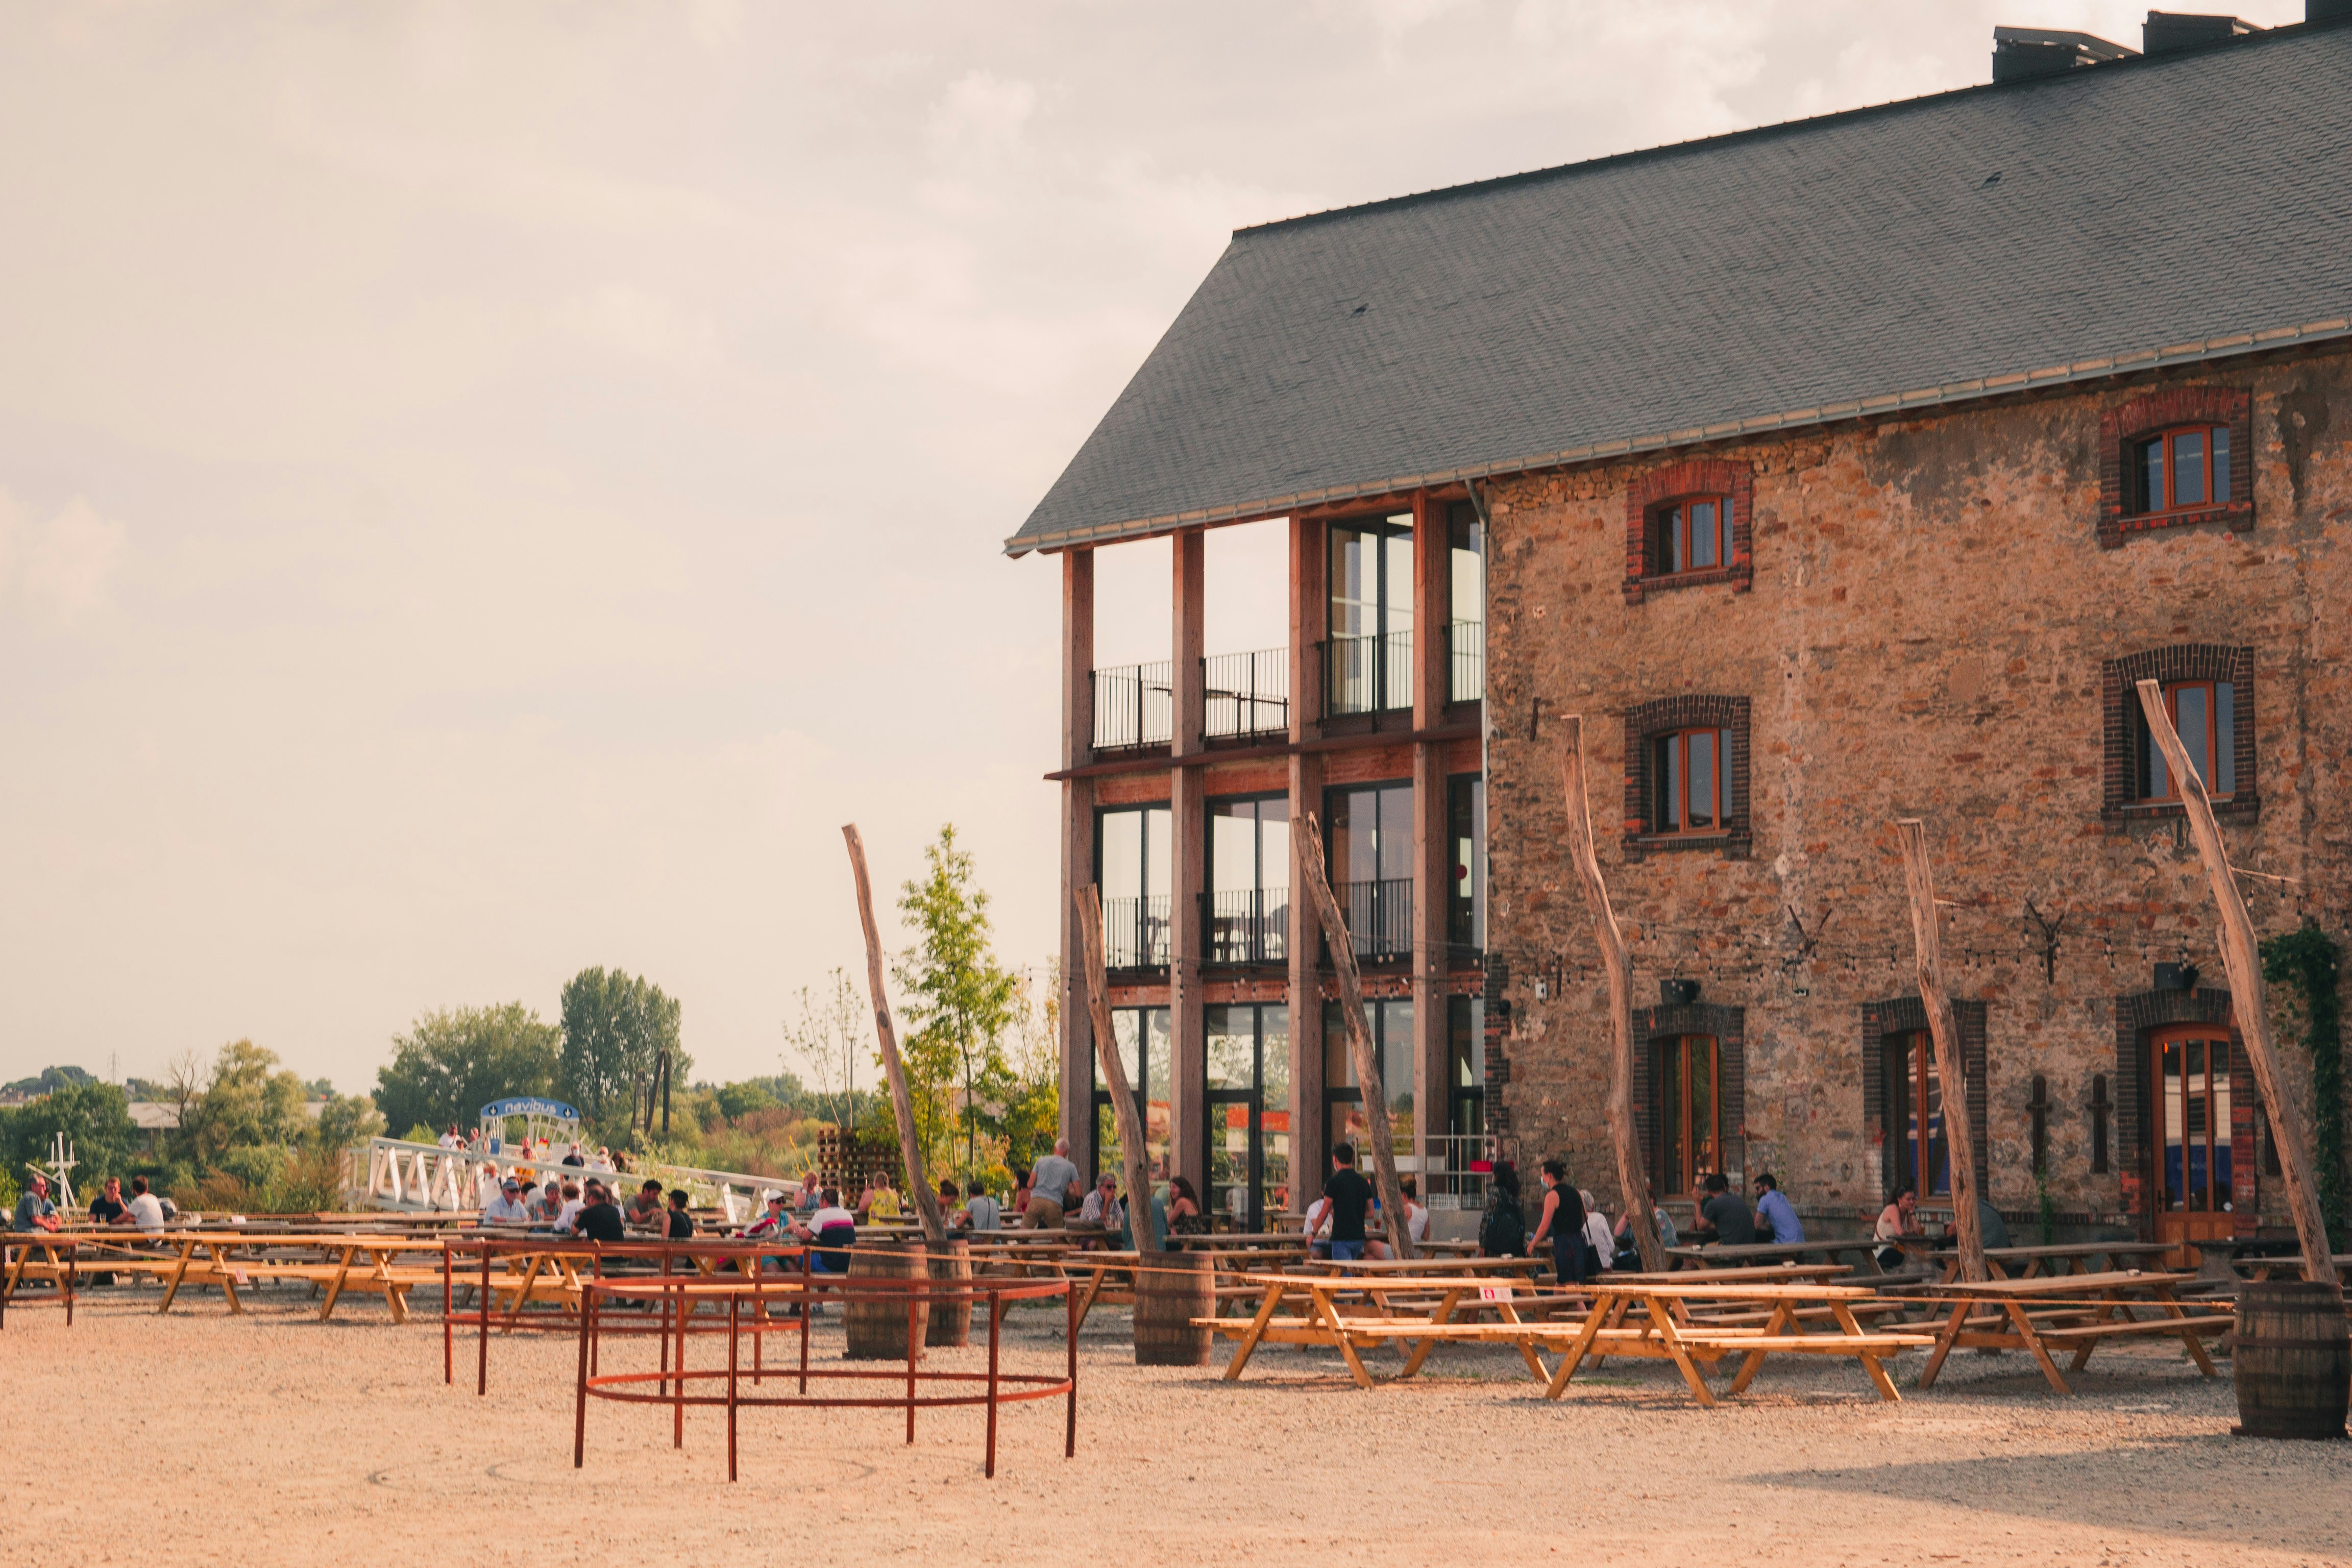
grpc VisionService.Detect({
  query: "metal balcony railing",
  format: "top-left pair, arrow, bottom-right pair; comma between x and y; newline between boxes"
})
1204,648 -> 1288,740
1092,661 -> 1172,751
1332,877 -> 1413,961
1447,619 -> 1484,706
1325,630 -> 1413,717
1207,889 -> 1288,965
1102,894 -> 1170,969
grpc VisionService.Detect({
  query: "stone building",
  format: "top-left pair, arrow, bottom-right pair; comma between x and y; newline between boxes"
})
1010,13 -> 2352,1246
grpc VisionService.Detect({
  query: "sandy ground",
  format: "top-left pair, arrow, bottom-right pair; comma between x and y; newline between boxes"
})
2,1279 -> 2347,1567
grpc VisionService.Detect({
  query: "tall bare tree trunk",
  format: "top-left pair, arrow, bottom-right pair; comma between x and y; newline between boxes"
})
842,824 -> 948,1244
2136,680 -> 2337,1283
1294,813 -> 1413,1260
1556,718 -> 1662,1272
1075,887 -> 1163,1254
1894,819 -> 1987,1284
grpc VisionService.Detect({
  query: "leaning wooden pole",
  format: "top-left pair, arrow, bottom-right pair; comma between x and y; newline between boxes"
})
1295,813 -> 1413,1260
1556,718 -> 1662,1272
1075,886 -> 1163,1255
841,824 -> 948,1244
2136,679 -> 2336,1283
1894,819 -> 1988,1285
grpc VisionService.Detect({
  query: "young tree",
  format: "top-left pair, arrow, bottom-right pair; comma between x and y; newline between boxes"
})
557,967 -> 687,1137
176,1040 -> 308,1168
999,965 -> 1063,1176
375,1002 -> 561,1135
5,1079 -> 137,1184
894,825 -> 1019,1180
781,967 -> 868,1130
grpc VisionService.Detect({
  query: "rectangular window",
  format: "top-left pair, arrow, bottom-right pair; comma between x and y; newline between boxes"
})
1653,728 -> 1733,834
2137,680 -> 2235,800
1096,805 -> 1171,967
1328,781 -> 1413,959
1650,495 -> 1731,575
1892,1032 -> 1950,1197
1447,501 -> 1483,705
1329,514 -> 1414,715
2156,1029 -> 2232,1213
1446,774 -> 1485,953
1092,1007 -> 1171,1184
1208,795 -> 1289,965
1323,998 -> 1414,1159
2133,425 -> 2233,514
1658,1035 -> 1721,1195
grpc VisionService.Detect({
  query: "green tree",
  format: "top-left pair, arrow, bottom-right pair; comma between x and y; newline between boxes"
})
558,967 -> 687,1138
5,1079 -> 138,1188
894,824 -> 1019,1180
375,1002 -> 561,1137
1000,966 -> 1062,1175
176,1040 -> 308,1167
312,1091 -> 386,1151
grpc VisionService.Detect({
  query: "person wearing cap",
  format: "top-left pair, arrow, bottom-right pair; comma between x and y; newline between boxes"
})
483,1178 -> 532,1224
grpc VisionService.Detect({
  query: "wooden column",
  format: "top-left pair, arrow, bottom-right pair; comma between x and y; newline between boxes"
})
1288,515 -> 1327,1213
1059,549 -> 1096,1154
1169,528 -> 1208,1196
1894,819 -> 1988,1285
1410,494 -> 1451,1181
2136,679 -> 2337,1282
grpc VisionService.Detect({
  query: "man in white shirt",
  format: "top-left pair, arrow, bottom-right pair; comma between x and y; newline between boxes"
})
1580,1190 -> 1615,1271
483,1178 -> 533,1224
1077,1173 -> 1123,1235
553,1183 -> 585,1234
123,1175 -> 167,1232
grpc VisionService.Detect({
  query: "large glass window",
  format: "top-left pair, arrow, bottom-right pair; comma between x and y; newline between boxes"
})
1447,774 -> 1484,954
1208,795 -> 1289,965
2155,1028 -> 2233,1215
1658,1035 -> 1722,1196
1329,515 -> 1414,715
2137,679 -> 2236,801
1888,1031 -> 1949,1198
1448,500 -> 1483,705
1096,804 -> 1171,968
1444,995 -> 1489,1206
1205,1004 -> 1290,1230
1652,727 -> 1733,835
1327,781 -> 1413,960
1092,1007 -> 1171,1187
1324,999 -> 1414,1161
2133,425 -> 2231,514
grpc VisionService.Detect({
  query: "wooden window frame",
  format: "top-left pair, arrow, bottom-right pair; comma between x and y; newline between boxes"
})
1624,459 -> 1753,601
2150,1023 -> 2234,1217
1651,726 -> 1732,837
1647,494 -> 1732,577
2135,678 -> 2235,803
1624,696 -> 1751,860
2130,423 -> 2232,518
2100,645 -> 2256,825
2097,386 -> 2252,548
1889,1030 -> 1953,1199
1657,1034 -> 1722,1198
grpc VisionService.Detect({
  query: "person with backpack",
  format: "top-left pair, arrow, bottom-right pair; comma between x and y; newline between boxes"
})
1479,1160 -> 1526,1257
1528,1160 -> 1590,1285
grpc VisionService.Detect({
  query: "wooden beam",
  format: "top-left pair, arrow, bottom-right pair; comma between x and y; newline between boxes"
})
1295,811 -> 1414,1259
1554,717 -> 1662,1273
841,824 -> 948,1245
1288,514 -> 1328,1214
1077,886 -> 1164,1255
1893,819 -> 1987,1285
1061,550 -> 1096,1153
2136,679 -> 2337,1283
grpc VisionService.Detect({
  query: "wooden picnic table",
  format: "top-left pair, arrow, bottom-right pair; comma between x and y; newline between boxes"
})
2226,1250 -> 2352,1282
1538,1280 -> 1930,1405
7,1230 -> 450,1321
1209,1270 -> 1575,1389
1893,1238 -> 2179,1283
1304,1255 -> 1551,1280
1914,1269 -> 2233,1394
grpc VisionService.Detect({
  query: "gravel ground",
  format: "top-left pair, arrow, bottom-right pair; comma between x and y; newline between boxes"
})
2,1280 -> 2346,1566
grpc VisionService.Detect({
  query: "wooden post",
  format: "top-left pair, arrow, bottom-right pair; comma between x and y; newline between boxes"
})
841,824 -> 948,1245
1554,718 -> 1662,1272
1076,886 -> 1163,1255
1894,819 -> 1987,1285
1295,812 -> 1413,1260
2136,679 -> 2337,1283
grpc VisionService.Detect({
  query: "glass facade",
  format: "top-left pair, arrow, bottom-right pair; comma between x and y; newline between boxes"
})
1096,805 -> 1171,968
1323,998 -> 1414,1160
1205,1003 -> 1291,1229
1208,795 -> 1290,965
1092,1007 -> 1171,1187
1329,515 -> 1414,714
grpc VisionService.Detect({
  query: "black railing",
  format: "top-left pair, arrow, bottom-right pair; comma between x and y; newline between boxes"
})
1333,878 -> 1413,961
1103,894 -> 1170,969
1204,648 -> 1288,740
1207,889 -> 1288,965
1092,662 -> 1171,751
1325,630 -> 1413,716
1447,619 -> 1484,706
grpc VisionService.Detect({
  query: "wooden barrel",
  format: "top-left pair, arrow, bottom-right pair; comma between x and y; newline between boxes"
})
1132,1249 -> 1213,1366
843,1242 -> 928,1361
925,1237 -> 972,1348
2233,1280 -> 2349,1440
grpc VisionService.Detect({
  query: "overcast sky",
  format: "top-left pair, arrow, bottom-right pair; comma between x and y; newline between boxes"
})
0,0 -> 2304,1095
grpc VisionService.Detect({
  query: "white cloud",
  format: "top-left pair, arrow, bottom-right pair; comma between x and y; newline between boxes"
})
925,70 -> 1036,163
549,285 -> 721,368
0,492 -> 128,624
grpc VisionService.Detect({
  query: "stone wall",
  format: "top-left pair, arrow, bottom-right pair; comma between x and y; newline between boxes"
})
1481,347 -> 2352,1234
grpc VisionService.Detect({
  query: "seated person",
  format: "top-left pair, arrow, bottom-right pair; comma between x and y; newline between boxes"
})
627,1179 -> 668,1233
663,1188 -> 695,1240
13,1172 -> 61,1234
791,1190 -> 857,1272
1366,1175 -> 1430,1260
1752,1172 -> 1804,1246
534,1180 -> 568,1224
1611,1206 -> 1678,1267
1077,1173 -> 1123,1244
123,1175 -> 167,1233
1875,1187 -> 1921,1269
1690,1172 -> 1755,1245
1579,1190 -> 1614,1275
1300,1194 -> 1333,1260
954,1186 -> 1003,1232
571,1182 -> 628,1243
483,1178 -> 533,1225
89,1176 -> 128,1227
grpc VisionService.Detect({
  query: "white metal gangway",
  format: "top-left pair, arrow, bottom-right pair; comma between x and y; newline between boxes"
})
360,1136 -> 795,1224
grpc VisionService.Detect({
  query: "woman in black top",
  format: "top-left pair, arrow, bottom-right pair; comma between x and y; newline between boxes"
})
1167,1175 -> 1209,1236
1479,1160 -> 1526,1257
665,1188 -> 695,1239
1529,1159 -> 1589,1285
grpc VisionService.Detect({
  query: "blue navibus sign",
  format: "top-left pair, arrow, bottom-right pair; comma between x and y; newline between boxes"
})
479,1097 -> 581,1123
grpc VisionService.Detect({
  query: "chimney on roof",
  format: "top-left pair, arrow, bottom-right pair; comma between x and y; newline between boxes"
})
1991,26 -> 2136,82
2142,11 -> 2257,53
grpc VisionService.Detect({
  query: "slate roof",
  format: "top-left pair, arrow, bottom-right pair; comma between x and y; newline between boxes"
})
1008,20 -> 2352,556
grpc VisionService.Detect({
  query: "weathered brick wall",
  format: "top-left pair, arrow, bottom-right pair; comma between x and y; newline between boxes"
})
1482,347 -> 2352,1233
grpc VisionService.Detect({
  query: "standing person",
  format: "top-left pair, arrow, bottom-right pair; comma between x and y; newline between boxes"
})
1479,1161 -> 1526,1258
664,1189 -> 695,1240
1166,1175 -> 1207,1237
562,1143 -> 586,1169
1320,1143 -> 1376,1264
1694,1172 -> 1756,1245
122,1175 -> 166,1233
1528,1161 -> 1589,1285
1752,1172 -> 1804,1246
1026,1141 -> 1080,1231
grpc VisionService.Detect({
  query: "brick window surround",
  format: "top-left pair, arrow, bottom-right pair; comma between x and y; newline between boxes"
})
2113,988 -> 2255,1241
1623,695 -> 1751,860
2097,385 -> 2253,549
1624,458 -> 1755,602
2099,644 -> 2257,825
1633,996 -> 1746,1196
1861,997 -> 1989,1204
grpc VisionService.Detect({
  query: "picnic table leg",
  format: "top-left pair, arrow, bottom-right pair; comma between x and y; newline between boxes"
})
1644,1295 -> 1717,1408
1223,1282 -> 1288,1382
214,1246 -> 245,1315
1916,1300 -> 1970,1389
1832,1300 -> 1903,1402
2066,1294 -> 2123,1374
2153,1285 -> 2219,1378
1398,1288 -> 1464,1380
1542,1300 -> 1612,1399
158,1240 -> 195,1314
318,1244 -> 356,1321
1311,1287 -> 1377,1390
2005,1300 -> 2071,1394
1725,1300 -> 1794,1396
1494,1300 -> 1553,1384
1585,1294 -> 1631,1373
1072,1265 -> 1108,1333
383,1250 -> 411,1325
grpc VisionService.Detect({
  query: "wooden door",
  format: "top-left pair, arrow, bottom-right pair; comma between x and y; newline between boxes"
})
2150,1024 -> 2236,1267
